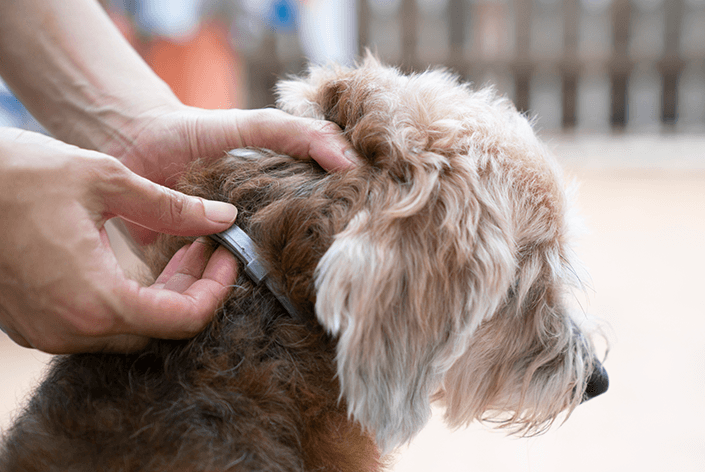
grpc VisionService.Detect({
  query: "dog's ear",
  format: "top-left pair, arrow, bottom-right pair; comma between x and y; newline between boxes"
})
276,55 -> 378,130
436,225 -> 594,434
314,157 -> 517,451
275,64 -> 344,120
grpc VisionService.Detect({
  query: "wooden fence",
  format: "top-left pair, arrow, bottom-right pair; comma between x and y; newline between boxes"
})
239,0 -> 705,133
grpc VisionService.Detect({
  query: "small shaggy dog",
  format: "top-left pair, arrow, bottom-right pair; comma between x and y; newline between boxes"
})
1,56 -> 607,471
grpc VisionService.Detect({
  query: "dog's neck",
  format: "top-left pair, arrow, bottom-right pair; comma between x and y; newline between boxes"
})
210,224 -> 303,319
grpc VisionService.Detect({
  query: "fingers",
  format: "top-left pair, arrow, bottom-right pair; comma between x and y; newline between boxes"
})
152,238 -> 212,293
152,243 -> 191,287
0,131 -> 238,355
115,239 -> 238,340
2,239 -> 236,355
238,109 -> 362,171
192,108 -> 361,172
95,157 -> 237,236
70,150 -> 239,349
304,118 -> 363,171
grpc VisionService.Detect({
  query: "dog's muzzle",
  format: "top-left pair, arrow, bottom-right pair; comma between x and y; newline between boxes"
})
583,359 -> 609,401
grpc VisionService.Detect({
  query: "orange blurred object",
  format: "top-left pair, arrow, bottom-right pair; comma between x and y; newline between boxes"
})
144,22 -> 244,109
108,8 -> 244,110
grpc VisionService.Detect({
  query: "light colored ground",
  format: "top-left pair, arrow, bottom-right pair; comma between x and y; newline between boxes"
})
2,134 -> 704,471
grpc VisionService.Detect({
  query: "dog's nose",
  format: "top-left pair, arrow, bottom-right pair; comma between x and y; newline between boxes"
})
583,360 -> 609,401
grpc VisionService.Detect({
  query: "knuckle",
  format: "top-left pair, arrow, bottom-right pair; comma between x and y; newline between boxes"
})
259,108 -> 287,120
77,149 -> 117,172
248,108 -> 283,128
185,307 -> 214,334
163,187 -> 189,224
83,153 -> 131,192
313,119 -> 342,135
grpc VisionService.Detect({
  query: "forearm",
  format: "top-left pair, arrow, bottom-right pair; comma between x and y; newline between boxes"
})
0,0 -> 181,153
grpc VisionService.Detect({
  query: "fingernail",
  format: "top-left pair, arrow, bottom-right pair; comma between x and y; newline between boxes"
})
202,200 -> 238,224
344,148 -> 363,166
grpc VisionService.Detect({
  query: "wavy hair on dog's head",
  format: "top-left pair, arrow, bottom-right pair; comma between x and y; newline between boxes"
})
273,54 -> 606,451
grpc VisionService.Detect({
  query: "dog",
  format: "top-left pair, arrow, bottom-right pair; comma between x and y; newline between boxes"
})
0,55 -> 607,471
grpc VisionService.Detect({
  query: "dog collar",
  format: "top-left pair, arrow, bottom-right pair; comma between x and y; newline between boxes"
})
209,224 -> 302,320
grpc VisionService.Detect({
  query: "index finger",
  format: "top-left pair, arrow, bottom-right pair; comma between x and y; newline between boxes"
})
116,245 -> 237,339
235,109 -> 362,171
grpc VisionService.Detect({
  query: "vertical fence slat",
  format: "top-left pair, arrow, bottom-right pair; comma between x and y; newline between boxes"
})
400,0 -> 419,71
609,0 -> 632,128
658,0 -> 685,125
562,0 -> 580,128
448,0 -> 468,76
357,0 -> 370,57
513,0 -> 532,113
246,34 -> 282,108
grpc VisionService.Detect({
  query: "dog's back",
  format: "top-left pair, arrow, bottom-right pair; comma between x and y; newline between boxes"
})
0,153 -> 382,472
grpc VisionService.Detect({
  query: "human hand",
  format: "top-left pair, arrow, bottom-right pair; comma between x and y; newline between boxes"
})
0,0 -> 358,246
0,128 -> 238,353
100,106 -> 360,244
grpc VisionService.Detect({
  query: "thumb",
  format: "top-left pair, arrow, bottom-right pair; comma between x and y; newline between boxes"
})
99,159 -> 236,236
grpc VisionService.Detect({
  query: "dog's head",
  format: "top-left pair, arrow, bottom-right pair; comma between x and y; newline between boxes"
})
169,55 -> 607,452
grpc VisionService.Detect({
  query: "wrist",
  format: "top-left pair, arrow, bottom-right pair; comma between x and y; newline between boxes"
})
0,0 -> 183,163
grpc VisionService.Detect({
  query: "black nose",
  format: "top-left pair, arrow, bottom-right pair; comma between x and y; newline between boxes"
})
583,360 -> 609,401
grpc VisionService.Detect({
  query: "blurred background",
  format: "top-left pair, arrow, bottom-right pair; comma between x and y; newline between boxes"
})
1,1 -> 704,471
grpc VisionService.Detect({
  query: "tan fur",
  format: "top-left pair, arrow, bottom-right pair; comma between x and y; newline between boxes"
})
278,55 -> 606,449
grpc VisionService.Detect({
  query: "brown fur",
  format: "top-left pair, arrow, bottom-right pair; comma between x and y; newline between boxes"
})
0,152 -> 382,472
0,56 -> 606,471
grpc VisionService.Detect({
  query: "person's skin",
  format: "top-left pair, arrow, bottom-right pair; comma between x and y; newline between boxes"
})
0,0 -> 358,354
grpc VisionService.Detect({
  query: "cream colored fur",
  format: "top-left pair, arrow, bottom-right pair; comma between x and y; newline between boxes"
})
276,55 -> 604,453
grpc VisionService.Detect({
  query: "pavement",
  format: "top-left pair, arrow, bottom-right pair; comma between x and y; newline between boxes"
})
2,134 -> 704,471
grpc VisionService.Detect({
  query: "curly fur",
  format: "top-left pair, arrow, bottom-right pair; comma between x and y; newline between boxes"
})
0,55 -> 606,471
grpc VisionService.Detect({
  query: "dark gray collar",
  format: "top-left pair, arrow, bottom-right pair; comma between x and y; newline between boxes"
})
209,225 -> 302,319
